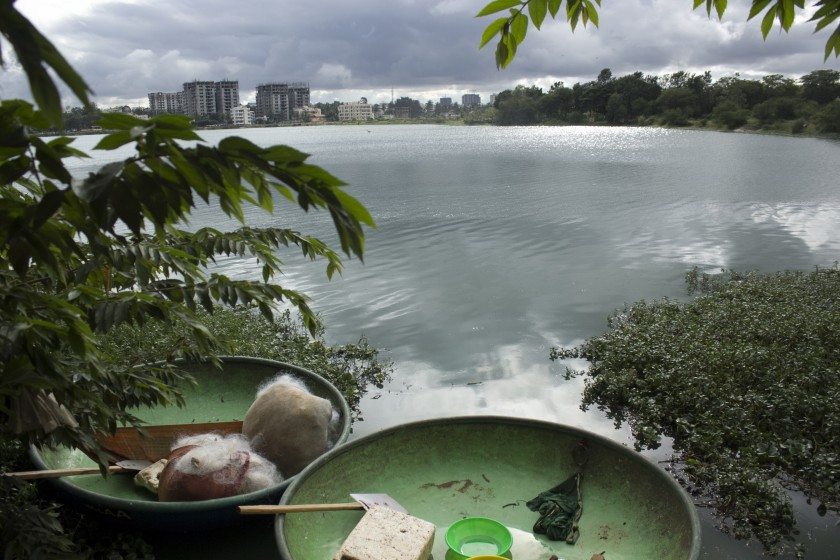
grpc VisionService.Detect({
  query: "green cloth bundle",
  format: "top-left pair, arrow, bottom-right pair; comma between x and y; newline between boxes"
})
525,472 -> 583,544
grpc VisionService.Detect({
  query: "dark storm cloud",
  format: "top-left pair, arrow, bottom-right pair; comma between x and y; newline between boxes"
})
2,0 -> 838,105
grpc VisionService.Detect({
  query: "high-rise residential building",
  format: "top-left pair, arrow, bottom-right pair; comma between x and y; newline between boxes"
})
439,97 -> 452,109
255,83 -> 288,119
148,91 -> 183,114
215,80 -> 240,116
255,82 -> 310,121
337,100 -> 373,121
462,93 -> 481,108
288,83 -> 310,111
150,80 -> 239,118
182,81 -> 218,117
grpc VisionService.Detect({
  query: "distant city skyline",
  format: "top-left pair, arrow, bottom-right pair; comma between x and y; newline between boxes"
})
2,0 -> 838,108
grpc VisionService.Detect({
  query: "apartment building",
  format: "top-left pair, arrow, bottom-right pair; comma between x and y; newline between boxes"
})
182,81 -> 218,117
255,82 -> 310,121
462,93 -> 481,108
288,83 -> 310,111
215,80 -> 240,116
148,91 -> 183,114
337,100 -> 373,121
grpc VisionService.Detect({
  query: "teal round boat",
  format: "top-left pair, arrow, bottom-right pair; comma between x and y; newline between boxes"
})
276,417 -> 701,560
29,356 -> 351,530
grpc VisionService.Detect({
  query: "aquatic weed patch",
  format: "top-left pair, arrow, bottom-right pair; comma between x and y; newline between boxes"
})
551,267 -> 840,556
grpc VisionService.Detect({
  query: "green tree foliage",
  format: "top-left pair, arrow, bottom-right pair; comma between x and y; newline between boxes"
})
487,67 -> 837,133
711,99 -> 750,129
313,101 -> 340,122
752,97 -> 799,123
61,104 -> 102,132
0,1 -> 373,462
476,1 -> 840,68
394,96 -> 425,118
495,85 -> 544,124
800,69 -> 840,104
814,98 -> 840,131
100,308 -> 391,421
550,268 -> 840,556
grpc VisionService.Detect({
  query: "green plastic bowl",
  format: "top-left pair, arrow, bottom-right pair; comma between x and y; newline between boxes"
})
445,517 -> 513,558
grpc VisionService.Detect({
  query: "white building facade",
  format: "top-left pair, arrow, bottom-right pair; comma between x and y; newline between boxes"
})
231,105 -> 255,126
337,100 -> 373,121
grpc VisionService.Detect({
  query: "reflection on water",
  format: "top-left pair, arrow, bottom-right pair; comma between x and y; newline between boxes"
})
65,125 -> 840,558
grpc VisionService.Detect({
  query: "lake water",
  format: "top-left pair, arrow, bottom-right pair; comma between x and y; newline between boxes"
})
66,125 -> 840,558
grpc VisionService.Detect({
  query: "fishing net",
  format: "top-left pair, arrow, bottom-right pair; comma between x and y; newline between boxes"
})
526,472 -> 583,543
156,433 -> 282,501
526,440 -> 588,543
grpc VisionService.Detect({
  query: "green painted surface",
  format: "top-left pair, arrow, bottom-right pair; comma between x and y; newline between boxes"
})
32,357 -> 351,530
278,419 -> 699,560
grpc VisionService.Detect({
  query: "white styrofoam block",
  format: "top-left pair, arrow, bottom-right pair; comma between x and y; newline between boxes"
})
333,505 -> 435,560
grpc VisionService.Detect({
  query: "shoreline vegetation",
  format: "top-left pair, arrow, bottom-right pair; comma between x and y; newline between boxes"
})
51,68 -> 840,140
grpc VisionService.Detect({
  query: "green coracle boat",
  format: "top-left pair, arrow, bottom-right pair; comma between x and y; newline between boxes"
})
276,417 -> 701,560
30,356 -> 351,530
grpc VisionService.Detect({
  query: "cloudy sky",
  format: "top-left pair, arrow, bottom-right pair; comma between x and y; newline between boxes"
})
2,0 -> 838,108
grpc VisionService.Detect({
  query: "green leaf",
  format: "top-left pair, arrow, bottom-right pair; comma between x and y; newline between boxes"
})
495,37 -> 507,70
548,0 -> 562,18
31,189 -> 65,229
74,161 -> 124,202
529,0 -> 548,29
761,5 -> 778,37
480,17 -> 509,48
264,145 -> 309,164
813,8 -> 839,32
0,156 -> 31,184
333,189 -> 376,227
99,113 -> 146,130
33,139 -> 72,183
476,0 -> 522,17
780,0 -> 795,29
94,131 -> 134,151
219,136 -> 263,156
567,0 -> 582,31
33,32 -> 93,107
715,0 -> 728,19
584,0 -> 600,26
511,13 -> 529,43
8,237 -> 31,276
748,0 -> 773,20
826,26 -> 840,59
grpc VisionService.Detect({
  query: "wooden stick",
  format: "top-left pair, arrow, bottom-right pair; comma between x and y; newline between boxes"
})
239,503 -> 365,515
2,465 -> 133,480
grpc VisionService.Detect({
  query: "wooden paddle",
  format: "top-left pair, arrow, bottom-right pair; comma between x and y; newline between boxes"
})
2,460 -> 152,480
96,420 -> 244,461
239,493 -> 407,515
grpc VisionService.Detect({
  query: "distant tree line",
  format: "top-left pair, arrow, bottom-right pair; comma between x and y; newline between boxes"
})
491,69 -> 840,134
